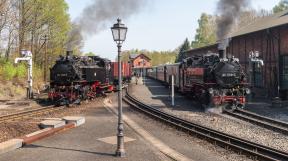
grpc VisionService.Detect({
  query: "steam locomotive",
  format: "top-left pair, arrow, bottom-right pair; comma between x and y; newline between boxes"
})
147,51 -> 249,109
48,51 -> 131,106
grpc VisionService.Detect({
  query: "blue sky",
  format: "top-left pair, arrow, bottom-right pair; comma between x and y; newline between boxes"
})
65,0 -> 280,60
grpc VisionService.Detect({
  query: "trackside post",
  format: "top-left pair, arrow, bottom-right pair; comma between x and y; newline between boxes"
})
171,75 -> 175,106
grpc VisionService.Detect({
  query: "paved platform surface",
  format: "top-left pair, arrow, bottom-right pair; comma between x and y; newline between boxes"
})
130,77 -> 203,112
0,104 -> 163,161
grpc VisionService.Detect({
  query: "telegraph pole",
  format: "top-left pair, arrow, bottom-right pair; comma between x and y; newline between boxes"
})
41,34 -> 49,83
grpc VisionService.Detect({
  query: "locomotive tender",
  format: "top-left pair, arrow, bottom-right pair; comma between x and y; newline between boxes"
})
147,51 -> 249,109
49,51 -> 131,105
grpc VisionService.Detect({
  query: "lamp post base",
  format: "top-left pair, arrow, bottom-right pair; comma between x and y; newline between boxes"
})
115,149 -> 126,157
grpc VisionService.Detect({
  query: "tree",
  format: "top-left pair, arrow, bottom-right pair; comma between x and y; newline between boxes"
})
191,13 -> 216,48
84,52 -> 96,56
273,0 -> 288,13
175,38 -> 190,63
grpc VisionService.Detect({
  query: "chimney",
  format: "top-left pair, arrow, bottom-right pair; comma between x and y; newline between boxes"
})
218,39 -> 229,59
66,50 -> 73,57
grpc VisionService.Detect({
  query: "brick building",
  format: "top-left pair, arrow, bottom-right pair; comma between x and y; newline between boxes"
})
129,53 -> 151,68
185,10 -> 288,99
129,53 -> 151,77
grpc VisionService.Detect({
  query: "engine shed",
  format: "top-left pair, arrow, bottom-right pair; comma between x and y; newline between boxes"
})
185,9 -> 288,100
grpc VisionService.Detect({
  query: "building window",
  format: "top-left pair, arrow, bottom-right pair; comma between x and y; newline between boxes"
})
280,55 -> 288,89
138,62 -> 141,66
253,63 -> 263,87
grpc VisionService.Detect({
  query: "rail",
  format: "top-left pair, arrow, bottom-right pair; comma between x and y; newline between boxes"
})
223,108 -> 288,135
0,106 -> 63,122
124,90 -> 288,161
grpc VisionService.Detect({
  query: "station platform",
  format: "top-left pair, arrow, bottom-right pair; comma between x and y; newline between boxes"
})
129,76 -> 202,111
0,102 -> 163,161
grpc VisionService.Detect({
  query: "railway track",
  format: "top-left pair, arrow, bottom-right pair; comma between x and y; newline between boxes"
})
123,91 -> 288,161
223,109 -> 288,135
0,106 -> 63,122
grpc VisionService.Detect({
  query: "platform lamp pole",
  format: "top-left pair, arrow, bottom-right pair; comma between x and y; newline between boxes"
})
111,18 -> 127,157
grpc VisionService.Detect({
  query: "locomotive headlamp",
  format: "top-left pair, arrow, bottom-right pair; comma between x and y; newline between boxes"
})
111,19 -> 128,43
246,88 -> 251,94
208,88 -> 214,94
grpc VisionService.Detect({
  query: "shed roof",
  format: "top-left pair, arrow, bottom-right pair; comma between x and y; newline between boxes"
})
185,10 -> 288,54
231,9 -> 288,37
129,54 -> 138,59
129,53 -> 151,60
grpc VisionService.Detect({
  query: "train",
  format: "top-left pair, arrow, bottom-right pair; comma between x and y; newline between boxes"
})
147,50 -> 250,109
48,51 -> 131,106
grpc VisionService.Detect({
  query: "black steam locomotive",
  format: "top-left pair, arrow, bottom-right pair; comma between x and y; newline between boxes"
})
49,51 -> 113,105
147,51 -> 249,109
183,53 -> 249,108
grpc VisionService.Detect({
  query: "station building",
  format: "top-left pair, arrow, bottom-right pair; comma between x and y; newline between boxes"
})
129,53 -> 151,76
185,10 -> 288,100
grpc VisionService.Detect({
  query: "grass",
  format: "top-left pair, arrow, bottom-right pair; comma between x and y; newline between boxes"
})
0,58 -> 45,99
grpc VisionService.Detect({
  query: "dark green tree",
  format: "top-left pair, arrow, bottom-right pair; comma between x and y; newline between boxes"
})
191,13 -> 216,48
175,38 -> 190,63
273,0 -> 288,13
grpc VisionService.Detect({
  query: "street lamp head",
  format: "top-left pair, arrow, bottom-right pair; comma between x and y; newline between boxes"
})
111,18 -> 128,44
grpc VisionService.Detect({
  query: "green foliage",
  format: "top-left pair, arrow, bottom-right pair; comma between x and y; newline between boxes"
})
2,61 -> 17,80
191,13 -> 216,48
84,52 -> 96,56
0,60 -> 27,81
273,0 -> 288,13
175,38 -> 190,63
15,63 -> 27,79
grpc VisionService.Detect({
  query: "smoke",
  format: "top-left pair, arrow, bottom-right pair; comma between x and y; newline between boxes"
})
76,0 -> 150,36
216,0 -> 250,40
66,24 -> 83,51
66,0 -> 149,51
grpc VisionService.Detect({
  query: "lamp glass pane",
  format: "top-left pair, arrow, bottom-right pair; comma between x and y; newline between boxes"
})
119,28 -> 127,41
111,28 -> 119,41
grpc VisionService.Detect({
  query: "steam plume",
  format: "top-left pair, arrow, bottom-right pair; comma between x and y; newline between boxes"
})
76,0 -> 149,36
216,0 -> 250,40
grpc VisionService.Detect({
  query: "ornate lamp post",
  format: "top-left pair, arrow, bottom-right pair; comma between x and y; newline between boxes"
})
111,18 -> 127,157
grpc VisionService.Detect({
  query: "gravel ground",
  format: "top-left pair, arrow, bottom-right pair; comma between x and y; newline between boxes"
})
0,122 -> 39,143
130,78 -> 288,153
117,95 -> 252,161
245,102 -> 288,122
0,100 -> 43,116
0,98 -> 105,143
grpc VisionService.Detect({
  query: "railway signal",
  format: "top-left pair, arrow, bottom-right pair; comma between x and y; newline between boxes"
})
15,50 -> 33,99
111,18 -> 128,157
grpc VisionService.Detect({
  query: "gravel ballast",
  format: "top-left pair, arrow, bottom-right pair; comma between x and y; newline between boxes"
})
0,98 -> 104,143
130,78 -> 288,153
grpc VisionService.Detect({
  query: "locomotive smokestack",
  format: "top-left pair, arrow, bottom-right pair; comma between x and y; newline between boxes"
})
218,39 -> 229,59
66,51 -> 73,57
